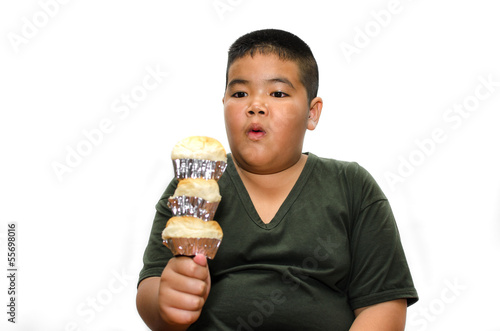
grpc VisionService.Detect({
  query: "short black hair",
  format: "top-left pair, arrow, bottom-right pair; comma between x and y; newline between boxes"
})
226,29 -> 319,103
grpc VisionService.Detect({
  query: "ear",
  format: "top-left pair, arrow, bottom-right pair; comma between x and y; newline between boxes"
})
307,97 -> 323,130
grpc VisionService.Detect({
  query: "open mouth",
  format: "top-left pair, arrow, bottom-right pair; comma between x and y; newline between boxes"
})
247,124 -> 266,141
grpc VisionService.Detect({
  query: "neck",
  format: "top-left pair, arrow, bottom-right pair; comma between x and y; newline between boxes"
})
233,154 -> 308,190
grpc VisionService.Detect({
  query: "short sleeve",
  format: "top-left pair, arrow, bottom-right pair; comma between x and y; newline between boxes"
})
346,164 -> 418,309
137,178 -> 178,286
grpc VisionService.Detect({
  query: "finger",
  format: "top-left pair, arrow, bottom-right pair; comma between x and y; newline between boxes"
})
161,263 -> 209,296
170,274 -> 209,297
169,256 -> 209,280
160,286 -> 206,312
192,254 -> 207,267
160,304 -> 202,326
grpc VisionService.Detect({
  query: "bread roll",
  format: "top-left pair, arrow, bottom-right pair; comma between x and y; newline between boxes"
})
162,216 -> 223,240
171,136 -> 227,162
171,178 -> 221,202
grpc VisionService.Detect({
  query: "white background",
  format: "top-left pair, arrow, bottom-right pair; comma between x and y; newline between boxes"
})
1,0 -> 499,330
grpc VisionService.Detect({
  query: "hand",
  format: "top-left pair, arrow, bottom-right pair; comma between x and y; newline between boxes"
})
158,254 -> 211,327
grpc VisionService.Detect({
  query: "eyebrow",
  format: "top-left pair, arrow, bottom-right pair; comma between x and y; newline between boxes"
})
267,77 -> 295,90
227,77 -> 296,90
227,79 -> 249,89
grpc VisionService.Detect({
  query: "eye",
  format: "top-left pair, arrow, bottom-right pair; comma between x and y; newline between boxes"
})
271,91 -> 288,98
231,91 -> 247,98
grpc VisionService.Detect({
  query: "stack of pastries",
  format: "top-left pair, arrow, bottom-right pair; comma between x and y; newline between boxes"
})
162,136 -> 227,259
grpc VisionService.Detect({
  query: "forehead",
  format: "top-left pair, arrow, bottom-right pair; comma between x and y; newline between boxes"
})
227,53 -> 301,82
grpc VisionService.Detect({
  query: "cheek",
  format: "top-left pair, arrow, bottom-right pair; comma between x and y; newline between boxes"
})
224,109 -> 242,138
272,107 -> 308,131
223,104 -> 234,123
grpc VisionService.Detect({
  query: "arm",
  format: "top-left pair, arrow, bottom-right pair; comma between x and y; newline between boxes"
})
349,299 -> 407,331
136,255 -> 211,331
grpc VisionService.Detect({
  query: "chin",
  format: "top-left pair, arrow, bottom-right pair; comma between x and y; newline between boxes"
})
239,153 -> 298,175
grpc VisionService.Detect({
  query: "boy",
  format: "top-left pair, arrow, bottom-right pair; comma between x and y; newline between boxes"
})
136,29 -> 418,330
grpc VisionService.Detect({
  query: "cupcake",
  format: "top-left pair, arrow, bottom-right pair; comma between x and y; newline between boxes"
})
164,136 -> 227,259
168,178 -> 221,221
162,216 -> 223,259
171,136 -> 227,180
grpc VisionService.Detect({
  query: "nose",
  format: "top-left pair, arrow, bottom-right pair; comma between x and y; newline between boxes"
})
246,97 -> 268,116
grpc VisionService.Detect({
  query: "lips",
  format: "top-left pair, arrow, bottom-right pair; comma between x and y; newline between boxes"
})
247,123 -> 266,141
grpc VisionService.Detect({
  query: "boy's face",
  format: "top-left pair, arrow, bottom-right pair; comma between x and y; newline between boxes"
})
223,53 -> 322,174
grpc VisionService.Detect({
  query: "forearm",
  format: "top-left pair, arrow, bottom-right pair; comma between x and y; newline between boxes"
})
136,277 -> 189,331
349,299 -> 407,331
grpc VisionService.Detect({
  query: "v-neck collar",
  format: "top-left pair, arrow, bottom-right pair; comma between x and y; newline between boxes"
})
225,153 -> 318,229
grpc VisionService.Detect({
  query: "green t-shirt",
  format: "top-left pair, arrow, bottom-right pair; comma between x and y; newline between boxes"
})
138,153 -> 418,330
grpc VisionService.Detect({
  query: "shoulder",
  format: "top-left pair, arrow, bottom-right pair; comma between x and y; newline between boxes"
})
154,177 -> 179,215
309,153 -> 387,203
310,153 -> 373,182
158,178 -> 179,200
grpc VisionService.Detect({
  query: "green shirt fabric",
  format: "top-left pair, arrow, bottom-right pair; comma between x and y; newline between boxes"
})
138,153 -> 418,330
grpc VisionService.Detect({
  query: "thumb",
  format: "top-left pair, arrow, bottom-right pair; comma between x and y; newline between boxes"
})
192,254 -> 208,267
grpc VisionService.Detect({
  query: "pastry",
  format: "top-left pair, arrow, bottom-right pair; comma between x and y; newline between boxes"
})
163,136 -> 227,259
168,178 -> 221,221
171,136 -> 227,180
162,216 -> 223,259
171,136 -> 227,162
171,178 -> 221,202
